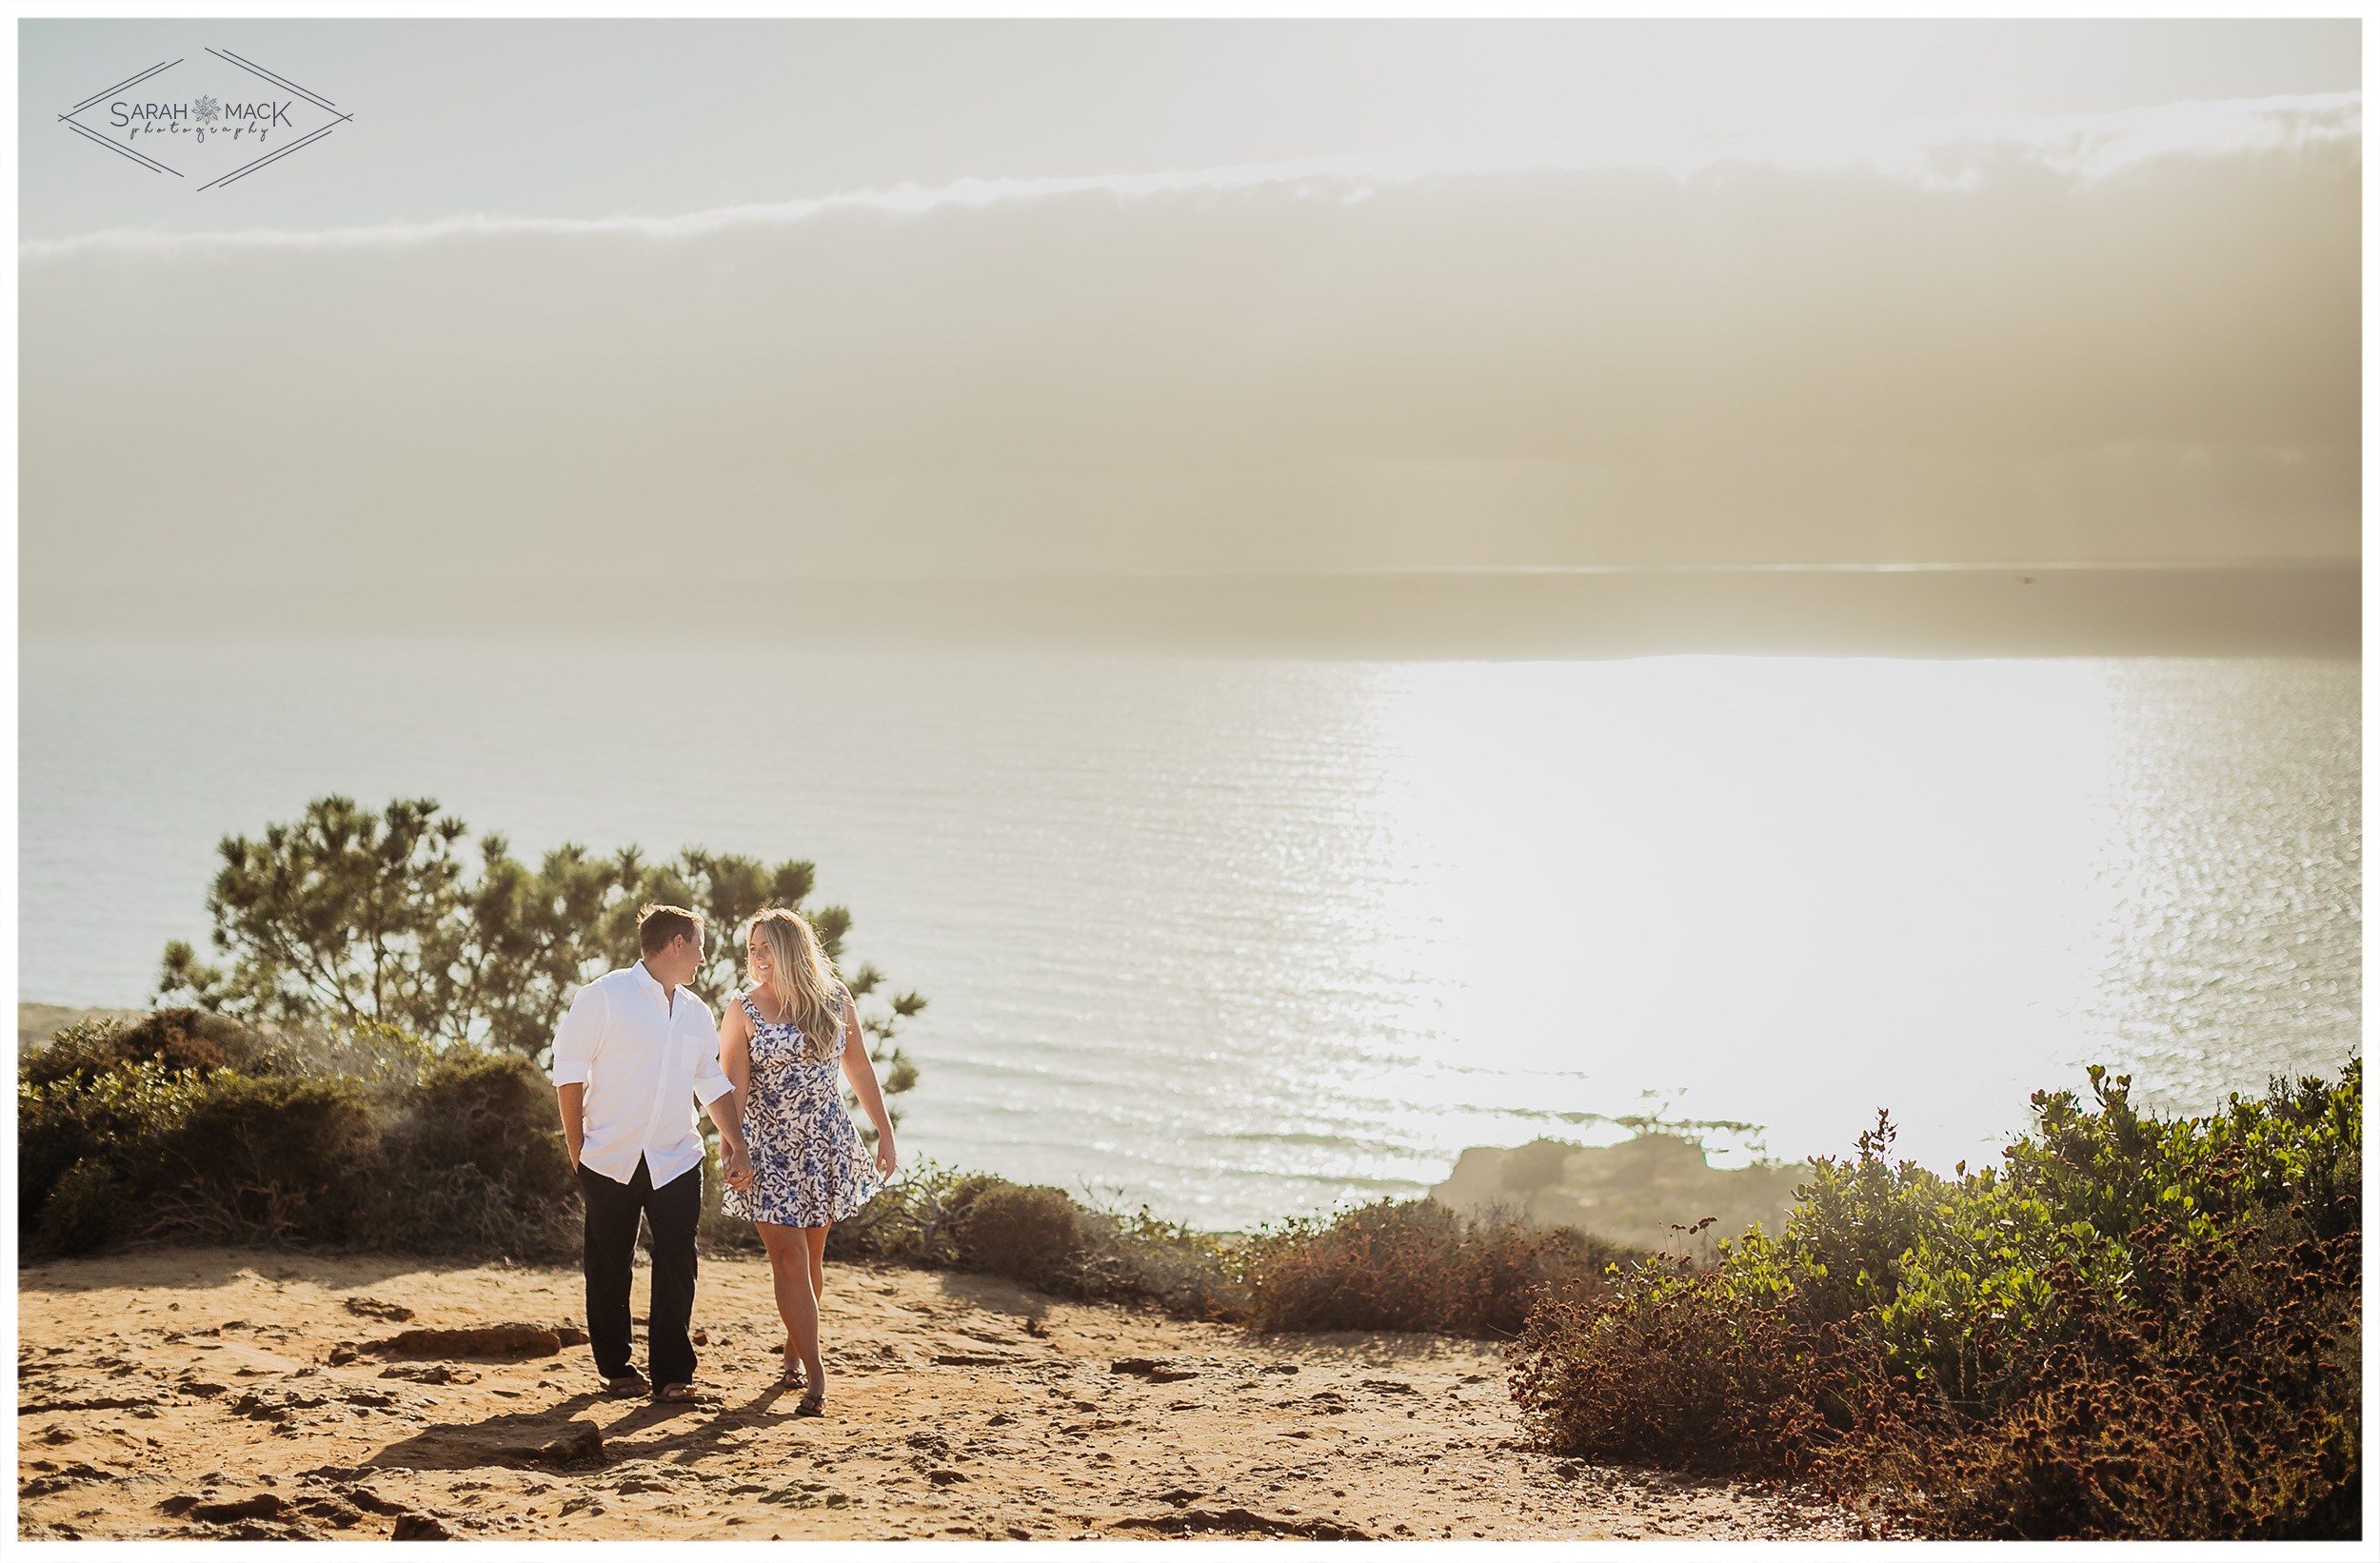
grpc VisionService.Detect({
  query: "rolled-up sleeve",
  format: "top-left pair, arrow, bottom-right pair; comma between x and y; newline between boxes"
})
549,980 -> 606,1086
692,1026 -> 734,1108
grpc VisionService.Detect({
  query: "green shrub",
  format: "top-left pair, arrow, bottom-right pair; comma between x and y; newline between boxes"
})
24,1010 -> 1236,1312
954,1179 -> 1086,1285
823,1175 -> 1619,1331
19,1058 -> 214,1237
375,1049 -> 578,1259
402,1051 -> 575,1196
821,1160 -> 978,1268
18,1011 -> 574,1262
1243,1197 -> 1639,1336
26,1066 -> 379,1251
1506,1060 -> 2364,1539
37,1156 -> 134,1256
21,1010 -> 251,1088
23,1017 -> 136,1088
817,1164 -> 1240,1319
1069,1202 -> 1242,1322
1508,1263 -> 1903,1474
19,1076 -> 103,1230
237,1019 -> 438,1101
1914,1217 -> 2361,1539
139,1073 -> 381,1246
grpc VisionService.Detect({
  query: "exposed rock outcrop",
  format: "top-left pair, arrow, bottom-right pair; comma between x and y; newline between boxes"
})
1429,1133 -> 1800,1251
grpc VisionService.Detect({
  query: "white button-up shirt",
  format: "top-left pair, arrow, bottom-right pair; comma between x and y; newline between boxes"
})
549,961 -> 733,1188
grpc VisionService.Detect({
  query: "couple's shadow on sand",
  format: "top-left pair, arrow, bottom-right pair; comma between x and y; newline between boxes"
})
365,1377 -> 811,1473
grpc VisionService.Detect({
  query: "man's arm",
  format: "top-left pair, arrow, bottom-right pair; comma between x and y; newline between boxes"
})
557,1082 -> 587,1171
549,980 -> 606,1170
704,1092 -> 750,1188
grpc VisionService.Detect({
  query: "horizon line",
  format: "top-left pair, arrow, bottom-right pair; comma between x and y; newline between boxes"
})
19,557 -> 2363,596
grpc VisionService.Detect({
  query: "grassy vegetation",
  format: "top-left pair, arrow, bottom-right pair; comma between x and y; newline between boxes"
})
1508,1061 -> 2362,1539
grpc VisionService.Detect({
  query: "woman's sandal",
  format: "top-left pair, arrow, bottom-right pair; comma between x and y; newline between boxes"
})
793,1389 -> 823,1417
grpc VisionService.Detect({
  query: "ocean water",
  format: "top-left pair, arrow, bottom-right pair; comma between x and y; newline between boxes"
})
16,640 -> 2360,1229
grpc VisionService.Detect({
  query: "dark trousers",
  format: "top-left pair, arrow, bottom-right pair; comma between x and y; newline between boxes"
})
578,1156 -> 702,1387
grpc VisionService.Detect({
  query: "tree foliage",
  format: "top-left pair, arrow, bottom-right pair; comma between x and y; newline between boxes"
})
156,796 -> 924,1107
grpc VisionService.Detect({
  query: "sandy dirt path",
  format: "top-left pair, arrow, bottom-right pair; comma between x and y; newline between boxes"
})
18,1247 -> 1854,1541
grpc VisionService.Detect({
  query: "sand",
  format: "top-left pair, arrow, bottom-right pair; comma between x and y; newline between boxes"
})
17,1247 -> 1856,1542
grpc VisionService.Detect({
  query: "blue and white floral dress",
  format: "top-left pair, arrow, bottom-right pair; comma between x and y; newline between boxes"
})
720,989 -> 883,1228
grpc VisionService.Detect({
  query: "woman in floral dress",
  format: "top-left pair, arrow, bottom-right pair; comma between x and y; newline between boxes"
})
718,907 -> 899,1415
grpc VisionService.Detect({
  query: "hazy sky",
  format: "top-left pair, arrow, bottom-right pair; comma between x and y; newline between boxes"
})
16,18 -> 2362,607
19,19 -> 2360,241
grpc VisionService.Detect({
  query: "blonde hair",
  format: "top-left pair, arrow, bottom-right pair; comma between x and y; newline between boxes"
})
744,908 -> 846,1065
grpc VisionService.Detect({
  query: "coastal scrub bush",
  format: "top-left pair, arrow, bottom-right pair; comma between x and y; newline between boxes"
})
821,1159 -> 978,1268
1242,1197 -> 1640,1337
1067,1201 -> 1243,1321
20,1010 -> 246,1088
23,1058 -> 216,1250
826,1177 -> 1619,1332
24,1062 -> 382,1253
1506,1264 -> 1907,1474
19,1013 -> 578,1261
236,1019 -> 438,1099
140,1073 -> 382,1247
376,1050 -> 580,1258
951,1179 -> 1086,1285
1913,1215 -> 2361,1538
815,1164 -> 1242,1320
1506,1060 -> 2363,1539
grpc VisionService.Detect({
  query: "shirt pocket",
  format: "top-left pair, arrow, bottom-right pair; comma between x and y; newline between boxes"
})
672,1017 -> 711,1078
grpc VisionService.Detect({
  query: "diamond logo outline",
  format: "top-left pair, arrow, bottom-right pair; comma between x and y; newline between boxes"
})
56,48 -> 354,188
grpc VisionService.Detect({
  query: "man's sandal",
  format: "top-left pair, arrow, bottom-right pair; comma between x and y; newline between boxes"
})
603,1374 -> 648,1398
653,1381 -> 699,1403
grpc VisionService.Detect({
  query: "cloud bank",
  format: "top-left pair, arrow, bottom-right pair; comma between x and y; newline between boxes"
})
19,94 -> 2358,615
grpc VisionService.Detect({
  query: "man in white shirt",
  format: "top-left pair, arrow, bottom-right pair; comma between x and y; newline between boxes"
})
551,903 -> 752,1401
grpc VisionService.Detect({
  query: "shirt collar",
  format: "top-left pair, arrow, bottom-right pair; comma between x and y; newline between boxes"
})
633,960 -> 669,998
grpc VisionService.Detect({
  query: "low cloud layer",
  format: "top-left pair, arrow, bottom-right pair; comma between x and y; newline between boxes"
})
20,94 -> 2358,612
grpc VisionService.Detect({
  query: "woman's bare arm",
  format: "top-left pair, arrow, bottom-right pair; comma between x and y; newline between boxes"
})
838,987 -> 899,1177
716,999 -> 755,1189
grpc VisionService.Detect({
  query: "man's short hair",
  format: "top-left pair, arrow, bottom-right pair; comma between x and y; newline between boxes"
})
637,904 -> 704,956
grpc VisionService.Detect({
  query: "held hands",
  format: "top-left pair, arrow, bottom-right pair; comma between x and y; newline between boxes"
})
722,1138 -> 756,1192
